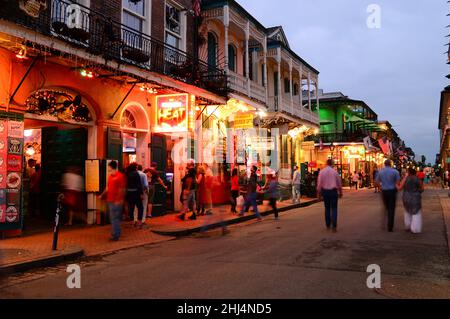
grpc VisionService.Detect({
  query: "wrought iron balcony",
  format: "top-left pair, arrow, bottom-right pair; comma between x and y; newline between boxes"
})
304,131 -> 373,144
0,0 -> 227,97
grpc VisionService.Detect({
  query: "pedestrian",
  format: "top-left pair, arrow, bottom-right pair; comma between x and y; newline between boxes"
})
178,162 -> 197,221
373,169 -> 380,193
135,164 -> 149,225
196,165 -> 207,216
62,166 -> 84,226
292,165 -> 301,203
316,159 -> 343,232
417,169 -> 425,182
352,171 -> 359,190
396,167 -> 424,234
203,163 -> 214,215
29,163 -> 41,217
264,172 -> 280,219
146,162 -> 168,218
230,168 -> 240,214
100,161 -> 126,241
125,163 -> 144,228
376,159 -> 401,232
239,165 -> 262,221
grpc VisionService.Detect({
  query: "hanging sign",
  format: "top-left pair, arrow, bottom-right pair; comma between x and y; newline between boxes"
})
250,137 -> 275,151
234,114 -> 254,129
19,0 -> 48,18
154,94 -> 188,133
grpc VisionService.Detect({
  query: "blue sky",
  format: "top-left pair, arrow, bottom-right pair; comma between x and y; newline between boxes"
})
238,0 -> 448,163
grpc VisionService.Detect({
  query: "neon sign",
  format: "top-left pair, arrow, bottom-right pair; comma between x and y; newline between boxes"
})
154,94 -> 189,133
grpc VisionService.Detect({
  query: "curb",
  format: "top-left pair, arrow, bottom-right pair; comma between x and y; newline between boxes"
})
0,247 -> 84,276
151,199 -> 321,237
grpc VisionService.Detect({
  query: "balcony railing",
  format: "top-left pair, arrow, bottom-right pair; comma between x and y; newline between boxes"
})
268,96 -> 319,124
228,71 -> 266,103
304,132 -> 372,144
0,0 -> 227,97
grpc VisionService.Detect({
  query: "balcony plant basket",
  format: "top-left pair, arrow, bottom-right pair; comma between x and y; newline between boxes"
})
122,45 -> 150,64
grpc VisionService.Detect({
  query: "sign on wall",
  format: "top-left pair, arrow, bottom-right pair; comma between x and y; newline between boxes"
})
234,114 -> 254,129
0,112 -> 24,231
154,94 -> 189,133
85,160 -> 100,193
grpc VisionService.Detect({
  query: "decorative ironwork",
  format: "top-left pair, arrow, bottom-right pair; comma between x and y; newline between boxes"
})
26,89 -> 92,122
0,0 -> 228,98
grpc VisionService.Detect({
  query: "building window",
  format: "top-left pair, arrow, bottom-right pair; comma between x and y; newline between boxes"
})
228,44 -> 236,72
261,64 -> 265,86
121,110 -> 137,129
208,32 -> 218,67
293,83 -> 299,96
274,72 -> 279,96
284,78 -> 290,93
165,2 -> 183,49
122,0 -> 145,32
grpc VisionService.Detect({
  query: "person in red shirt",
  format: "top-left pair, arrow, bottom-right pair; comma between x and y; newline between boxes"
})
100,161 -> 126,241
417,169 -> 425,181
230,168 -> 240,214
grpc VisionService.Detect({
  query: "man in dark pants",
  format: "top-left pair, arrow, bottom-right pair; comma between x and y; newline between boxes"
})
125,163 -> 144,228
316,159 -> 343,232
376,160 -> 401,232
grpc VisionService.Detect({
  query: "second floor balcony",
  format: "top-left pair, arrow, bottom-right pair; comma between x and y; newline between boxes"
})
304,131 -> 376,144
0,0 -> 227,97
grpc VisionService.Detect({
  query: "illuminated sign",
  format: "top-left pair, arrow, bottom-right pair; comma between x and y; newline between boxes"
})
154,94 -> 189,133
234,114 -> 254,129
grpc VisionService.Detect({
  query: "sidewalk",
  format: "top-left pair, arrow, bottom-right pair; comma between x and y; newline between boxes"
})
0,197 -> 319,275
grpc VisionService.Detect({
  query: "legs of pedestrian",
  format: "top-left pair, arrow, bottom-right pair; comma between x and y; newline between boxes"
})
108,203 -> 122,241
269,198 -> 278,219
249,193 -> 262,220
382,190 -> 397,232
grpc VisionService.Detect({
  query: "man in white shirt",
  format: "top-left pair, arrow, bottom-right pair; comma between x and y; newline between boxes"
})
317,159 -> 343,232
292,166 -> 302,203
135,164 -> 149,224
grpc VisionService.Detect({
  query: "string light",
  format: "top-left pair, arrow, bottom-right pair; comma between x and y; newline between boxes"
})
140,84 -> 158,94
79,68 -> 95,78
16,45 -> 28,59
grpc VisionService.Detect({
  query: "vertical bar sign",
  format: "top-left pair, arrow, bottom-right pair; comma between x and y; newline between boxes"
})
0,119 -> 8,223
5,118 -> 23,226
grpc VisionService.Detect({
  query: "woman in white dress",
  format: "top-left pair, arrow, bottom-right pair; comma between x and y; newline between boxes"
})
397,167 -> 424,234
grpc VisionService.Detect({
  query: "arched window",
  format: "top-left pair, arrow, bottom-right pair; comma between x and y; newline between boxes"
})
228,44 -> 236,72
121,110 -> 137,129
207,32 -> 218,67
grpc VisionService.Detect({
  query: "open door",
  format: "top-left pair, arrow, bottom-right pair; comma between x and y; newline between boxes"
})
150,133 -> 168,215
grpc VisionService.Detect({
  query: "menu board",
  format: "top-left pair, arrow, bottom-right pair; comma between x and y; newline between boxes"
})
85,160 -> 100,193
0,114 -> 24,230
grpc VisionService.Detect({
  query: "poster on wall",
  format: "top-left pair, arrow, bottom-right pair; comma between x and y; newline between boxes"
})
85,160 -> 100,193
0,112 -> 24,228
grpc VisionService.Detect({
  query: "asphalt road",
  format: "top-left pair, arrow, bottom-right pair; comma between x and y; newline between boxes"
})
1,189 -> 449,299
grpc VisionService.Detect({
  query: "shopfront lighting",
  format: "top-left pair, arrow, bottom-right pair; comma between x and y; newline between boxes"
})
24,129 -> 33,137
25,145 -> 35,156
140,85 -> 158,94
16,45 -> 27,59
80,69 -> 95,78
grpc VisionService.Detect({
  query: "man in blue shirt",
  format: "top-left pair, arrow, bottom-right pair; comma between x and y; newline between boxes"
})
376,160 -> 401,232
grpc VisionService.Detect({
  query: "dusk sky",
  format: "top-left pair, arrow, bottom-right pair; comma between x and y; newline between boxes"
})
238,0 -> 447,163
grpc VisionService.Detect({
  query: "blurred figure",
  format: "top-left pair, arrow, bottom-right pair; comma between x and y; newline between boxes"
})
26,159 -> 36,178
135,165 -> 149,225
264,172 -> 280,219
100,161 -> 126,241
125,163 -> 144,228
146,162 -> 168,218
376,160 -> 401,232
292,165 -> 301,203
178,163 -> 197,221
317,159 -> 343,232
373,169 -> 380,193
62,166 -> 84,226
230,168 -> 240,214
203,163 -> 214,215
352,171 -> 359,190
196,165 -> 207,216
397,167 -> 424,234
239,165 -> 262,221
29,163 -> 41,217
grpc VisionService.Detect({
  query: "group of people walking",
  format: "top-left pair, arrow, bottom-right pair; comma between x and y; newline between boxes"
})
100,161 -> 167,241
317,159 -> 424,234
